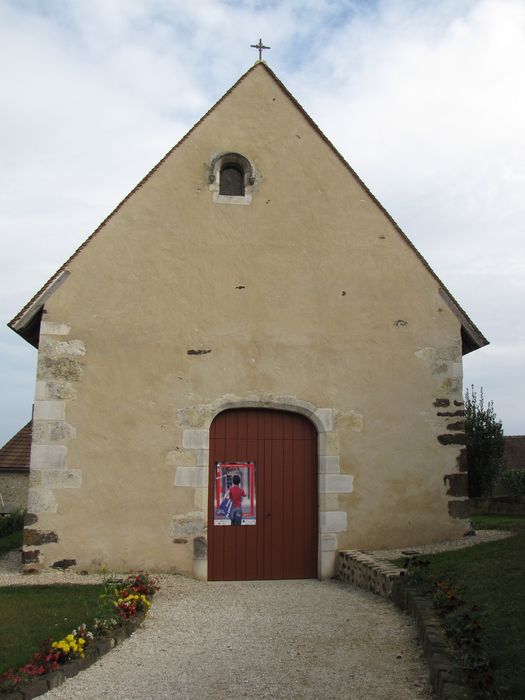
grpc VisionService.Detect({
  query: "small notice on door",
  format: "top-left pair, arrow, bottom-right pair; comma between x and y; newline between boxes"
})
214,461 -> 256,526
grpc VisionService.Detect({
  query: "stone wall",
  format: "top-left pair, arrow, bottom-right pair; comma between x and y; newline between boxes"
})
0,472 -> 28,510
23,320 -> 83,569
337,550 -> 406,598
469,496 -> 525,515
337,551 -> 470,700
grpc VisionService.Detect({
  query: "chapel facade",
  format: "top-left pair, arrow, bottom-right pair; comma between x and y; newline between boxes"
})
10,63 -> 487,579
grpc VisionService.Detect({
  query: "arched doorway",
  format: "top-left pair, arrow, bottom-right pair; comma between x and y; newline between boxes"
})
207,408 -> 318,580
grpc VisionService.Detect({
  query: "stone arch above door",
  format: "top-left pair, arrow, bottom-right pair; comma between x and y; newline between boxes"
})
173,393 -> 354,580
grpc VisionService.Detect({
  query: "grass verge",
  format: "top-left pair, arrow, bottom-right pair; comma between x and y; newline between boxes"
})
470,513 -> 525,531
0,585 -> 103,674
407,514 -> 525,698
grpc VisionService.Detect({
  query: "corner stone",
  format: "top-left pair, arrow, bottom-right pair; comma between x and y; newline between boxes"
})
182,429 -> 209,450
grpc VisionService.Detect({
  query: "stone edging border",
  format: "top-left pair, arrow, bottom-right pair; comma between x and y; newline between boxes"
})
1,612 -> 146,700
338,551 -> 469,700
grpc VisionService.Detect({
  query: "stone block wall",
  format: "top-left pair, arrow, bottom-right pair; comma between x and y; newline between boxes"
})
0,473 -> 28,510
23,320 -> 83,569
337,550 -> 470,700
469,496 -> 525,515
337,550 -> 406,598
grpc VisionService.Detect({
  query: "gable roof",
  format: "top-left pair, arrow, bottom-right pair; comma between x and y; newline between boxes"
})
8,62 -> 488,355
0,421 -> 32,473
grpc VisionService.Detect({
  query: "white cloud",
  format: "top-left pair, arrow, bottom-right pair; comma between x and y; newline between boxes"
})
0,0 -> 523,444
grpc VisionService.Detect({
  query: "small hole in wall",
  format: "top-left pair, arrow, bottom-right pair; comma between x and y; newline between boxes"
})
341,291 -> 346,296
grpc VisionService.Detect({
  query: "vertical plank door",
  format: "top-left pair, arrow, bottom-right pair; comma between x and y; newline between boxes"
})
208,408 -> 318,580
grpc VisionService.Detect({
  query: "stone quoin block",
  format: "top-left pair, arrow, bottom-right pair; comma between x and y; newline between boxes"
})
320,533 -> 338,552
452,362 -> 463,378
314,408 -> 333,432
40,321 -> 71,336
319,474 -> 354,494
41,469 -> 82,489
182,429 -> 209,450
448,499 -> 470,518
319,455 -> 341,473
174,466 -> 208,488
195,449 -> 210,468
34,380 -> 48,400
24,529 -> 59,546
171,512 -> 206,537
27,487 -> 58,513
33,400 -> 66,421
320,549 -> 337,579
320,511 -> 348,533
55,340 -> 86,356
31,444 -> 67,469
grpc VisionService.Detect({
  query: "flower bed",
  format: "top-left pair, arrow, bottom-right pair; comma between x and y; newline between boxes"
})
0,572 -> 160,698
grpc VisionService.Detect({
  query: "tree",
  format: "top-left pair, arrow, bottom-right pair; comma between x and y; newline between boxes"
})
464,386 -> 505,497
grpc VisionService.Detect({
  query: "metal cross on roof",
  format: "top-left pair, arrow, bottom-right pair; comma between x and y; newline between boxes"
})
251,38 -> 270,61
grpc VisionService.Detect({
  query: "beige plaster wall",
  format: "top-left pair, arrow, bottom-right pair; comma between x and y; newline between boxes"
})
24,64 -> 468,576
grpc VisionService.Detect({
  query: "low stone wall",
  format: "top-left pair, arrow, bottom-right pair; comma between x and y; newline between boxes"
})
338,551 -> 469,700
469,496 -> 525,515
0,473 -> 28,511
338,550 -> 406,597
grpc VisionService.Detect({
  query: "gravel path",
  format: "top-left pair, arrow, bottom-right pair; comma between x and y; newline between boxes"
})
42,577 -> 432,700
0,531 -> 509,699
370,528 -> 510,561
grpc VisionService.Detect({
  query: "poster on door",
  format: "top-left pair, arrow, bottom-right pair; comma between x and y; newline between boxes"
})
213,461 -> 256,526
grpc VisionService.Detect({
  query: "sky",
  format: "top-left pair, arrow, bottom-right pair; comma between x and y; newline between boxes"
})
0,0 -> 524,446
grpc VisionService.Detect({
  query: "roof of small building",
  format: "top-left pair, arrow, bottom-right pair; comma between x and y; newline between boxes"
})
504,436 -> 525,471
0,421 -> 32,472
8,62 -> 488,355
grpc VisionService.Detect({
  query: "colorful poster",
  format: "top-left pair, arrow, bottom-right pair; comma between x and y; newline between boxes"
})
213,461 -> 256,526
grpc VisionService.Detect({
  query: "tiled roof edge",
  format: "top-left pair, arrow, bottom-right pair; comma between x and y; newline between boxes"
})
0,420 -> 32,470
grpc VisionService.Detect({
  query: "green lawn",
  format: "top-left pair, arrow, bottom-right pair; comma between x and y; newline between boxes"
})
420,514 -> 525,699
470,513 -> 525,532
0,585 -> 104,673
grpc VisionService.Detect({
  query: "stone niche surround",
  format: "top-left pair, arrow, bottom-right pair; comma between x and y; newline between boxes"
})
172,394 -> 354,581
23,320 -> 84,570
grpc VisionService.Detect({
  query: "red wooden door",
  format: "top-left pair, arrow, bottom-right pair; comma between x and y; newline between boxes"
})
208,408 -> 318,580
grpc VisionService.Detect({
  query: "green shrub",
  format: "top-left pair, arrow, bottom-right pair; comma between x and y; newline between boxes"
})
0,509 -> 25,539
498,470 -> 525,496
464,386 -> 505,497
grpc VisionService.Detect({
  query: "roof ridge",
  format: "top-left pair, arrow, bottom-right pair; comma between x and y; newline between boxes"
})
9,61 -> 487,352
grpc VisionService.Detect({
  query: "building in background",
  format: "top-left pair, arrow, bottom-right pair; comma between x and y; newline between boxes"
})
0,421 -> 31,513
